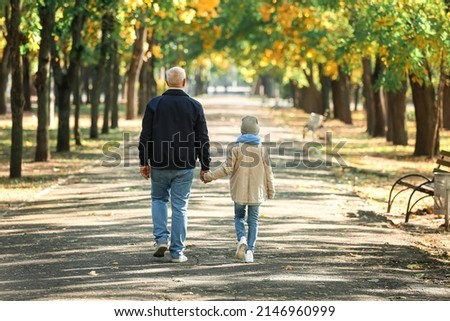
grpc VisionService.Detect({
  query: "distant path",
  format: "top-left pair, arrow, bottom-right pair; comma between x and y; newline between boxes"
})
0,96 -> 448,300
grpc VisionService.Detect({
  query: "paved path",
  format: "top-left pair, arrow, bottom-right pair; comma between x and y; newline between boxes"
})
0,96 -> 449,301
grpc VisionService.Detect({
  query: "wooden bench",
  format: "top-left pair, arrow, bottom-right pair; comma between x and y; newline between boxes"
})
302,110 -> 330,140
387,150 -> 450,223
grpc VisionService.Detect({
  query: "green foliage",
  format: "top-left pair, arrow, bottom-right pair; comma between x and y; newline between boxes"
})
3,0 -> 449,96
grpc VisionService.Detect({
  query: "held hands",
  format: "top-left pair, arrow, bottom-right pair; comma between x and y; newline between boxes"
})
140,165 -> 150,180
200,169 -> 213,184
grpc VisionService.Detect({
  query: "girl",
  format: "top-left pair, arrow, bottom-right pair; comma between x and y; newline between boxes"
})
204,115 -> 275,262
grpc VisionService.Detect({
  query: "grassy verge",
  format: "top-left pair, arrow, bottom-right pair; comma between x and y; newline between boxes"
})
0,104 -> 141,211
271,106 -> 450,261
270,107 -> 449,221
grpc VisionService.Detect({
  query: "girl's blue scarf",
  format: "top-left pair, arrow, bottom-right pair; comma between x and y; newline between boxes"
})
236,134 -> 261,145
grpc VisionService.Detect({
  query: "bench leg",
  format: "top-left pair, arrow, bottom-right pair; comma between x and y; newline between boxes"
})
405,182 -> 434,223
387,174 -> 431,214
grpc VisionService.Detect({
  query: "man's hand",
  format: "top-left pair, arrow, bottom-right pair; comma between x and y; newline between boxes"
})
140,165 -> 150,180
200,169 -> 210,183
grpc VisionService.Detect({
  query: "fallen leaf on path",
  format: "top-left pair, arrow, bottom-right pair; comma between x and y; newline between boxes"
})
88,270 -> 98,276
283,265 -> 295,270
407,263 -> 422,270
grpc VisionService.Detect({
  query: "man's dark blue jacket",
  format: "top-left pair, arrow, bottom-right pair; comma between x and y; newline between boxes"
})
138,89 -> 210,170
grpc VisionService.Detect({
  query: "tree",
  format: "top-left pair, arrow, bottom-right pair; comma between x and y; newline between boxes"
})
0,4 -> 10,115
443,73 -> 450,129
110,42 -> 120,129
9,0 -> 24,178
90,4 -> 114,138
386,83 -> 408,146
125,24 -> 146,120
370,1 -> 449,156
331,67 -> 352,125
51,0 -> 86,152
362,57 -> 376,135
35,0 -> 55,162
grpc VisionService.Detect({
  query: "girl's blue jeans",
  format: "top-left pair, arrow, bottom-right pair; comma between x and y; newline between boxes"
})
234,202 -> 260,252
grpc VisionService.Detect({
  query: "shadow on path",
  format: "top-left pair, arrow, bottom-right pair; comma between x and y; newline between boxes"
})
0,96 -> 449,301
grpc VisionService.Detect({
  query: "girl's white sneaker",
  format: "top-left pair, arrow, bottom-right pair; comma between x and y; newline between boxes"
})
235,236 -> 247,260
244,250 -> 254,263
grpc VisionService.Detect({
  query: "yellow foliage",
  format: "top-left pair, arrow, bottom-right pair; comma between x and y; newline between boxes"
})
179,9 -> 196,24
378,45 -> 389,57
276,2 -> 301,32
374,16 -> 395,29
259,3 -> 275,22
241,70 -> 256,83
199,25 -> 221,51
211,52 -> 230,70
121,25 -> 137,46
187,0 -> 220,19
124,0 -> 153,11
316,54 -> 327,64
306,49 -> 316,60
324,60 -> 339,79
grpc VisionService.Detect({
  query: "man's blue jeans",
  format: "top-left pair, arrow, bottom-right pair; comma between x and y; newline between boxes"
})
234,202 -> 260,252
151,168 -> 194,259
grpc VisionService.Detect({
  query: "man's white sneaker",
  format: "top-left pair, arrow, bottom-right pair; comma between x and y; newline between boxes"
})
244,250 -> 254,263
235,236 -> 247,260
171,255 -> 188,263
153,243 -> 168,257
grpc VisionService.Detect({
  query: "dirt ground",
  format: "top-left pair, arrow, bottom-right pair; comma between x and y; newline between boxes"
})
0,96 -> 449,301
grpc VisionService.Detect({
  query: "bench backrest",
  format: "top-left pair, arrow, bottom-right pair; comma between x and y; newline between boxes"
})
434,150 -> 450,173
307,113 -> 324,131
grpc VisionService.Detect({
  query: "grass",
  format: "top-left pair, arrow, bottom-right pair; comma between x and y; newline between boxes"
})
2,101 -> 447,214
270,106 -> 450,219
271,105 -> 450,262
0,103 -> 141,210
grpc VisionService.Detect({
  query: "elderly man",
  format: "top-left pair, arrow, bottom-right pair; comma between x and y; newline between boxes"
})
138,66 -> 210,263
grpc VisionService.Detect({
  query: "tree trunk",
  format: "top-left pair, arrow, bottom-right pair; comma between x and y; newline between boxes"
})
353,84 -> 360,112
9,0 -> 24,178
444,0 -> 450,129
302,64 -> 322,114
410,69 -> 438,157
433,69 -> 446,155
82,65 -> 92,104
0,6 -> 10,115
111,42 -> 120,129
91,11 -> 112,138
35,0 -> 55,162
22,55 -> 32,112
138,60 -> 149,116
126,26 -> 147,120
442,73 -> 450,129
319,64 -> 331,116
331,67 -> 352,124
289,79 -> 302,109
102,11 -> 117,135
52,0 -> 85,152
102,43 -> 113,134
73,64 -> 82,146
137,52 -> 157,115
299,86 -> 322,114
386,84 -> 408,145
373,58 -> 386,137
0,46 -> 10,115
193,65 -> 209,97
362,57 -> 376,135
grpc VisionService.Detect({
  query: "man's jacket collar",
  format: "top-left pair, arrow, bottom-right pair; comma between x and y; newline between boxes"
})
163,89 -> 189,96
